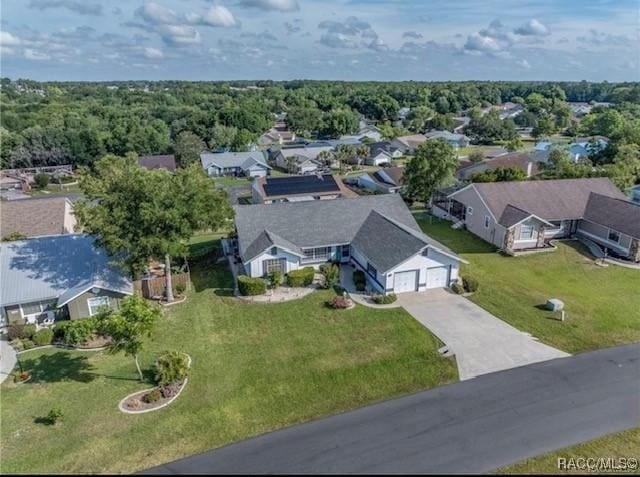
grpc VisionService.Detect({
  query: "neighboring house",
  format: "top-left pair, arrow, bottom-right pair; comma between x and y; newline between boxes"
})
358,166 -> 405,194
251,174 -> 358,204
233,194 -> 464,294
273,145 -> 333,174
138,154 -> 177,171
257,123 -> 297,147
432,178 -> 637,259
1,197 -> 76,239
0,234 -> 133,325
569,137 -> 609,162
338,125 -> 384,144
201,151 -> 271,178
452,116 -> 470,133
391,134 -> 427,155
424,131 -> 471,148
577,193 -> 640,262
629,184 -> 640,203
398,107 -> 411,121
366,142 -> 403,166
456,152 -> 541,181
495,102 -> 523,120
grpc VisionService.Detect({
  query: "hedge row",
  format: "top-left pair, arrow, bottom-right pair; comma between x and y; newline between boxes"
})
238,275 -> 267,296
287,267 -> 315,287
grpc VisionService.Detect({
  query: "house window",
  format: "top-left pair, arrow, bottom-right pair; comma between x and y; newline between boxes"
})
87,296 -> 110,316
263,258 -> 286,275
302,247 -> 330,263
341,244 -> 350,258
607,229 -> 621,243
367,262 -> 377,277
270,247 -> 277,255
20,300 -> 56,318
519,224 -> 535,240
467,206 -> 473,215
484,216 -> 490,229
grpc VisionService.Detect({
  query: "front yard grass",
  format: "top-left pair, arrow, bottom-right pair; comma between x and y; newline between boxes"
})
415,212 -> 640,354
496,428 -> 640,474
0,237 -> 457,473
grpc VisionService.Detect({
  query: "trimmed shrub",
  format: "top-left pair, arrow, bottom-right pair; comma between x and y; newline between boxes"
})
53,321 -> 69,341
287,267 -> 315,287
160,382 -> 181,399
268,270 -> 284,289
372,293 -> 397,305
175,283 -> 186,295
328,296 -> 353,309
155,351 -> 189,386
7,324 -> 26,341
143,389 -> 162,404
353,270 -> 366,291
46,406 -> 63,425
34,173 -> 50,189
238,275 -> 267,296
33,328 -> 54,347
22,324 -> 37,340
462,276 -> 479,293
451,282 -> 464,295
59,318 -> 99,346
21,339 -> 35,350
319,263 -> 339,289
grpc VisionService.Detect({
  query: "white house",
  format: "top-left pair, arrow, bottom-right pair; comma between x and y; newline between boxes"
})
200,151 -> 271,178
233,195 -> 465,295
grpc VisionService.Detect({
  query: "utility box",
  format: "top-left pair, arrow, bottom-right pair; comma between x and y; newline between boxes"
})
546,298 -> 564,312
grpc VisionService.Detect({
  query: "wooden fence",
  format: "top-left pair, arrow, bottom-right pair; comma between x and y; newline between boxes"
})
133,271 -> 191,299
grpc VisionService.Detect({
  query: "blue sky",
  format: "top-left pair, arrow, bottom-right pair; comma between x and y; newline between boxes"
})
1,0 -> 638,81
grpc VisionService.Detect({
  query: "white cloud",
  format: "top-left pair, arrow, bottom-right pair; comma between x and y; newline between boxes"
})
198,6 -> 237,27
143,46 -> 164,58
514,19 -> 550,36
137,2 -> 179,25
464,33 -> 502,53
158,25 -> 201,45
239,0 -> 299,12
517,58 -> 531,69
28,0 -> 102,16
24,48 -> 51,60
0,31 -> 21,46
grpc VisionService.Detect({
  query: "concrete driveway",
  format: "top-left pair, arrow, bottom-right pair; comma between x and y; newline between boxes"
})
398,289 -> 569,380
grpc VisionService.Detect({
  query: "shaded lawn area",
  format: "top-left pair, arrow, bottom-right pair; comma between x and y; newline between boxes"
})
415,212 -> 640,354
1,236 -> 457,473
496,428 -> 640,474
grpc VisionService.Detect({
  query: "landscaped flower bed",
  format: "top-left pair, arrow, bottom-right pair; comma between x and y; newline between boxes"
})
119,352 -> 191,414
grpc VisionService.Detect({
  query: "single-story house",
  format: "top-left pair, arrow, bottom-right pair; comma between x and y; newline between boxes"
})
424,131 -> 471,148
1,197 -> 77,239
233,194 -> 465,295
0,234 -> 133,325
251,174 -> 358,204
569,137 -> 609,162
432,178 -> 638,261
257,124 -> 297,147
494,102 -> 523,120
391,134 -> 427,155
366,142 -> 403,166
456,152 -> 541,181
201,151 -> 271,178
358,166 -> 405,194
138,154 -> 177,171
342,125 -> 384,143
273,145 -> 333,174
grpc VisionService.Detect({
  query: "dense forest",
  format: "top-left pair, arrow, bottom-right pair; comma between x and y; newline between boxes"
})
1,78 -> 639,188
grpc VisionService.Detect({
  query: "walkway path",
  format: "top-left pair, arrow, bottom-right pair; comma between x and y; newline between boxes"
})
0,338 -> 17,384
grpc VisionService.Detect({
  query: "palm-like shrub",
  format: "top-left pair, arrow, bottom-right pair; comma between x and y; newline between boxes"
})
155,351 -> 189,386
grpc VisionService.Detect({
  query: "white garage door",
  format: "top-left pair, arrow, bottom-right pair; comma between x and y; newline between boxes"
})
426,266 -> 449,289
393,270 -> 418,293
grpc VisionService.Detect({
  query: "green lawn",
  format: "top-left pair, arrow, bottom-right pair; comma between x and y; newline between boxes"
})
415,212 -> 640,354
496,429 -> 640,474
0,237 -> 457,473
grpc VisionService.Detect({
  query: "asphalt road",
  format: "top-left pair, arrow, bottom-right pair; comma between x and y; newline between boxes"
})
146,344 -> 640,474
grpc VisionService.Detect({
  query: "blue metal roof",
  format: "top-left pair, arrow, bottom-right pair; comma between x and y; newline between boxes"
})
1,234 -> 132,308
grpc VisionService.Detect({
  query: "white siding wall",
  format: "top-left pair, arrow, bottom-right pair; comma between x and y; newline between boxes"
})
451,186 -> 502,247
577,220 -> 632,254
385,248 -> 459,293
245,248 -> 301,278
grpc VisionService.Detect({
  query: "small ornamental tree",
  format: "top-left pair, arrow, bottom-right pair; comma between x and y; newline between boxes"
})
155,351 -> 190,386
102,295 -> 160,382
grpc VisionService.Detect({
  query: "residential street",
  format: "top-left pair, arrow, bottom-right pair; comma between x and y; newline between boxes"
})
145,343 -> 640,475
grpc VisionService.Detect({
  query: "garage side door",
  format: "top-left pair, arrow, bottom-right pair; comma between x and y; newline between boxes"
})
426,266 -> 449,289
393,270 -> 418,293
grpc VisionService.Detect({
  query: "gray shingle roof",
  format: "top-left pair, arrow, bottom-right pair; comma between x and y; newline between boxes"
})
1,234 -> 132,308
234,195 -> 461,270
0,197 -> 73,238
200,151 -> 269,170
498,204 -> 537,228
466,178 -> 626,221
583,192 -> 640,239
138,154 -> 176,171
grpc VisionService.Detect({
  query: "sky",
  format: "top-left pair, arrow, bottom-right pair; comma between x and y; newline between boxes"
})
1,0 -> 639,82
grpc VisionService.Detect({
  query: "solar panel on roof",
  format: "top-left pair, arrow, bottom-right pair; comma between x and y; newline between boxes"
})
263,175 -> 340,197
